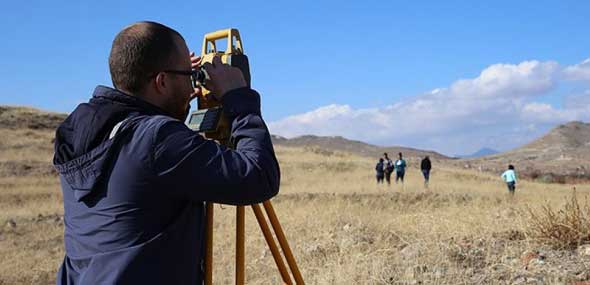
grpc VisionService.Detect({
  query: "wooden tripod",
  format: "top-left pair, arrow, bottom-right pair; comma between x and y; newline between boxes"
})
203,201 -> 304,284
190,28 -> 303,285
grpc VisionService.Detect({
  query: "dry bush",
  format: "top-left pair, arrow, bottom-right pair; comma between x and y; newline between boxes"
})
524,170 -> 590,184
526,191 -> 590,249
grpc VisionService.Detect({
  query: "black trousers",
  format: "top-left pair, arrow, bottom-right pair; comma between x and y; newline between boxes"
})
385,171 -> 392,184
507,181 -> 516,193
396,171 -> 405,182
422,169 -> 430,181
376,174 -> 384,183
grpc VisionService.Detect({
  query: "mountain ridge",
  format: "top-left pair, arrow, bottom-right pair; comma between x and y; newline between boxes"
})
457,147 -> 499,159
2,105 -> 588,182
271,134 -> 451,161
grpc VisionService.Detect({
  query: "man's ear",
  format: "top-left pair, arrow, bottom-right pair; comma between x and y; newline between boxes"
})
154,72 -> 167,94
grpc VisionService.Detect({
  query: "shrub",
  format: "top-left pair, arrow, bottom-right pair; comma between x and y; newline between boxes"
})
526,191 -> 590,249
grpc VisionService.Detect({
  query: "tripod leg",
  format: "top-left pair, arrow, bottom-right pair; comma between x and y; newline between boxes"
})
236,206 -> 245,285
251,204 -> 293,285
205,203 -> 214,285
262,201 -> 305,284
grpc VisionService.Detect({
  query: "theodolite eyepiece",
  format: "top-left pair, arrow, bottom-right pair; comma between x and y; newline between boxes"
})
191,67 -> 210,88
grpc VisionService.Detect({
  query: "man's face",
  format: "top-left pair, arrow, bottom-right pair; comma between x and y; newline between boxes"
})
164,36 -> 194,121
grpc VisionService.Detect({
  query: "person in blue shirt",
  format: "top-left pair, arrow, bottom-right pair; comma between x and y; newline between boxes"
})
53,21 -> 280,284
501,164 -> 518,195
375,158 -> 385,184
394,152 -> 407,184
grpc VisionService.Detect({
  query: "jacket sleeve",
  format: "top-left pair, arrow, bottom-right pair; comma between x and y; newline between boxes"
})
151,88 -> 280,205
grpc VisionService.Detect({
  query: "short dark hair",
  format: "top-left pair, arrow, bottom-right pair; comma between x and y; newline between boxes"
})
109,21 -> 184,94
508,164 -> 514,170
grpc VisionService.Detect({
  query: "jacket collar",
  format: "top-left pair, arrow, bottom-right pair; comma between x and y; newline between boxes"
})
91,85 -> 172,117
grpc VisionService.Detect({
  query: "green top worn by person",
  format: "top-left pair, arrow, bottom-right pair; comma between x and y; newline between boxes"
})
394,152 -> 407,173
394,152 -> 407,184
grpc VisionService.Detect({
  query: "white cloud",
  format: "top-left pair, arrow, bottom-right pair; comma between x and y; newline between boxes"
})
269,58 -> 590,155
449,61 -> 559,98
563,58 -> 590,81
520,102 -> 580,123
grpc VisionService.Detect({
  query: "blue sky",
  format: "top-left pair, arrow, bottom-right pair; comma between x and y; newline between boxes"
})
1,1 -> 589,155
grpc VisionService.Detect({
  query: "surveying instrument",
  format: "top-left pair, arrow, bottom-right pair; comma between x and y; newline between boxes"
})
186,29 -> 304,285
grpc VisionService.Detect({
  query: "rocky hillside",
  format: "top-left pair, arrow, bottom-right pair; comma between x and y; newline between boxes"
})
460,121 -> 590,182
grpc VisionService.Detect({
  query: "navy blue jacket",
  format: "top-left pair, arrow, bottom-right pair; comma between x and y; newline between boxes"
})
53,86 -> 280,284
375,161 -> 384,176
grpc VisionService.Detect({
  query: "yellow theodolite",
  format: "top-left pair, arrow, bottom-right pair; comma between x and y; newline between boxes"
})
187,28 -> 250,146
186,29 -> 304,285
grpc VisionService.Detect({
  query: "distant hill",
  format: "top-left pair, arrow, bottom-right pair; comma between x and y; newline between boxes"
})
271,134 -> 451,161
2,105 -> 588,182
459,121 -> 590,182
457,147 -> 499,159
0,106 -> 66,130
272,122 -> 590,183
0,106 -> 66,177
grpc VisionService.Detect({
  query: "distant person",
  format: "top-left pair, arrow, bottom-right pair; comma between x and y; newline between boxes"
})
421,156 -> 432,188
394,152 -> 407,184
383,152 -> 394,185
501,164 -> 518,195
375,158 -> 385,184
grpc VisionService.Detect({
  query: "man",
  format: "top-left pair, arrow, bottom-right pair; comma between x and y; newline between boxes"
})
53,21 -> 280,284
394,152 -> 407,184
501,164 -> 517,196
420,156 -> 432,188
383,152 -> 394,185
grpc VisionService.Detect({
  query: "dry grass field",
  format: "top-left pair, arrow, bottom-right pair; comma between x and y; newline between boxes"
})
2,137 -> 590,284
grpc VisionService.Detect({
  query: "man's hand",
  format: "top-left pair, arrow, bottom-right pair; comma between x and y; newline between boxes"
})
201,55 -> 247,101
189,52 -> 202,102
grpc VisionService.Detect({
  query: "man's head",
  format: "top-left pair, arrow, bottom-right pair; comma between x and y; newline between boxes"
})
508,164 -> 515,170
398,152 -> 403,159
109,21 -> 194,120
383,152 -> 388,158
